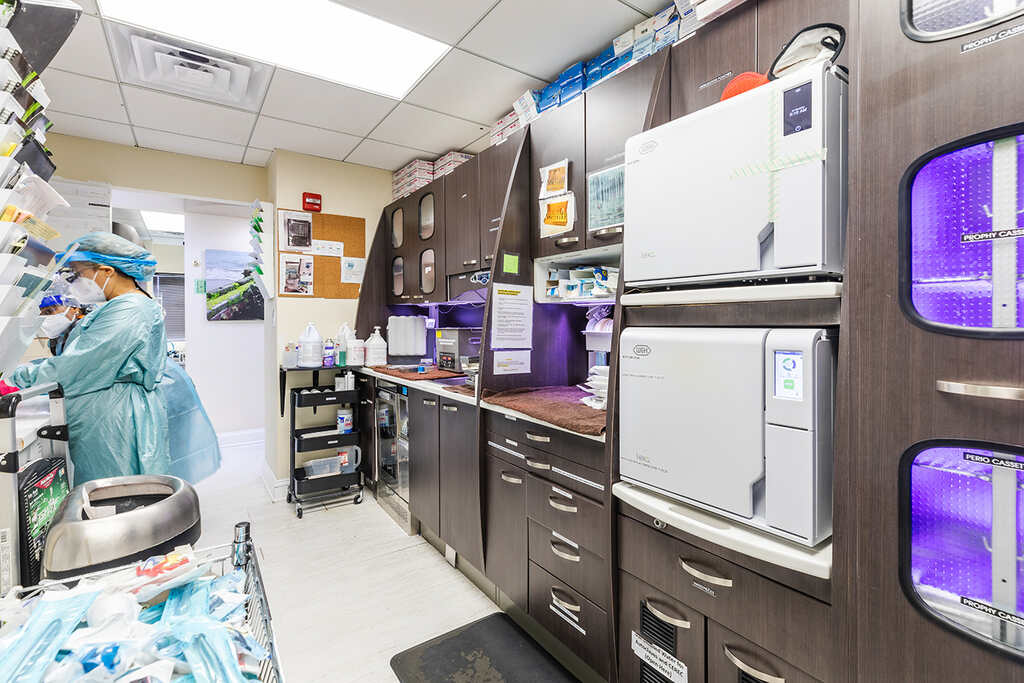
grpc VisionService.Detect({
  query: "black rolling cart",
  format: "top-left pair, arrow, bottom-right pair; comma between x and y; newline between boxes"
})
287,384 -> 363,518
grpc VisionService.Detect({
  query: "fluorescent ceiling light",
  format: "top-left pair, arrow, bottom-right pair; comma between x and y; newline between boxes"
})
141,211 -> 185,234
97,0 -> 450,99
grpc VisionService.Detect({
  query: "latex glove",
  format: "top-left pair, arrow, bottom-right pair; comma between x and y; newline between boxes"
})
0,380 -> 17,396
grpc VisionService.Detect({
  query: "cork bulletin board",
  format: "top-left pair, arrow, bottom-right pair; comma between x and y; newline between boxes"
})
277,210 -> 366,299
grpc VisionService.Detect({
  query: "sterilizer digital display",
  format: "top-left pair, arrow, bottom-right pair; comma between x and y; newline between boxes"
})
783,82 -> 812,136
774,351 -> 803,400
902,130 -> 1024,335
901,442 -> 1024,657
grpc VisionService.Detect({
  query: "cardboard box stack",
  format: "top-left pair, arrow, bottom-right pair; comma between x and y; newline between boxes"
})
434,151 -> 474,178
392,159 -> 434,200
490,110 -> 522,147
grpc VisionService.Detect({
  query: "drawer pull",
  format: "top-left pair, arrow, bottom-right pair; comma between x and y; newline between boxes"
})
722,645 -> 785,683
936,380 -> 1024,401
443,405 -> 459,412
550,587 -> 581,613
548,496 -> 578,514
555,236 -> 580,248
525,458 -> 551,471
550,541 -> 582,563
505,438 -> 519,447
500,472 -> 523,485
463,259 -> 479,267
646,601 -> 691,630
679,558 -> 734,588
592,226 -> 623,239
423,399 -> 437,406
526,432 -> 551,444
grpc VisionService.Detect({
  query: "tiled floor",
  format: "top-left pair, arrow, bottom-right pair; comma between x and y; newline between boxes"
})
196,443 -> 498,682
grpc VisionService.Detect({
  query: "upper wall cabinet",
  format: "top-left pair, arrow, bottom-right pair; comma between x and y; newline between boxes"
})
531,96 -> 587,257
444,156 -> 482,276
388,178 -> 447,304
479,129 -> 525,265
670,0 -> 757,118
755,0 -> 851,73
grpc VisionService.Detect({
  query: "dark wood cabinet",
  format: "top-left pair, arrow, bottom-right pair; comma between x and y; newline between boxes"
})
478,129 -> 524,265
528,562 -> 609,679
408,389 -> 440,534
530,96 -> 587,257
708,620 -> 820,683
439,399 -> 484,570
444,157 -> 482,276
670,0 -> 757,118
755,0 -> 851,74
388,179 -> 447,304
483,453 -> 527,609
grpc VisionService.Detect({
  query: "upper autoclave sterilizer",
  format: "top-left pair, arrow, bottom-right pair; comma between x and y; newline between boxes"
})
618,327 -> 835,547
623,59 -> 847,287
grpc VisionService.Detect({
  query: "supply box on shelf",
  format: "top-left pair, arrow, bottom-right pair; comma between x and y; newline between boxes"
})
392,159 -> 435,200
533,244 -> 622,304
490,110 -> 523,147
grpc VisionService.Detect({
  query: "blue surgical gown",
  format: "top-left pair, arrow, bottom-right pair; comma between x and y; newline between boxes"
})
10,293 -> 170,483
159,359 -> 221,484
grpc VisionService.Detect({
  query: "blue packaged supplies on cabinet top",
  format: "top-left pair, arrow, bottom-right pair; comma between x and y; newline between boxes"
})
556,61 -> 585,86
654,17 -> 680,52
560,77 -> 584,105
538,82 -> 560,111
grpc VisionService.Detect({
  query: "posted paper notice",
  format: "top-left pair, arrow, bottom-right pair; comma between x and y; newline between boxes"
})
631,632 -> 687,683
491,284 -> 533,349
493,350 -> 531,375
313,239 -> 344,257
341,257 -> 366,284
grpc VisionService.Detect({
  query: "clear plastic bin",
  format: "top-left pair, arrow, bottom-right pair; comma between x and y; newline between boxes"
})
303,455 -> 341,478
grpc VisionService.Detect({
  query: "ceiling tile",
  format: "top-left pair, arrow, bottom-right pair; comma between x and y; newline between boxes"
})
243,148 -> 273,167
332,0 -> 496,43
405,49 -> 544,125
370,103 -> 488,155
345,139 -> 432,171
261,69 -> 397,137
462,134 -> 491,154
47,111 -> 135,146
459,0 -> 644,80
121,86 -> 257,145
134,127 -> 245,163
249,116 -> 362,161
48,14 -> 116,80
44,69 -> 128,122
619,0 -> 670,14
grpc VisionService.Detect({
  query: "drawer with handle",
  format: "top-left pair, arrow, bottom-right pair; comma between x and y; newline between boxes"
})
528,518 -> 608,609
708,620 -> 821,683
617,515 -> 832,680
484,436 -> 607,500
527,474 -> 608,559
618,569 -> 706,683
483,409 -> 606,471
528,562 -> 609,679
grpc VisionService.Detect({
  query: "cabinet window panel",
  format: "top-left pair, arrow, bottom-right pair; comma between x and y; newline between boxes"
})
902,0 -> 1024,41
392,256 -> 404,296
899,441 -> 1024,659
421,249 -> 436,294
392,207 -> 404,248
153,273 -> 185,341
419,193 -> 435,240
900,127 -> 1024,337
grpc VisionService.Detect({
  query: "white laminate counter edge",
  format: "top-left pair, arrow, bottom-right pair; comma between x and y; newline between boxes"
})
352,367 -> 478,406
612,481 -> 832,579
480,401 -> 606,444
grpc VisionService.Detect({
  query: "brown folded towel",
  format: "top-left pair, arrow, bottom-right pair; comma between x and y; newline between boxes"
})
373,366 -> 463,381
484,386 -> 607,436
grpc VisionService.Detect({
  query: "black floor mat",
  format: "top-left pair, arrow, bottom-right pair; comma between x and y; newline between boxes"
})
390,612 -> 579,682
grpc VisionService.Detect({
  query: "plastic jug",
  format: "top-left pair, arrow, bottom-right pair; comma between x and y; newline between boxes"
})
338,446 -> 361,475
338,322 -> 353,342
347,331 -> 365,367
298,322 -> 323,368
365,326 -> 388,367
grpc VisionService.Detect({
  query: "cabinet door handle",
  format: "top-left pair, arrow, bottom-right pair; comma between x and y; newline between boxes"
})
722,645 -> 785,683
443,405 -> 459,412
484,254 -> 493,261
463,259 -> 479,267
591,226 -> 623,239
678,558 -> 734,588
526,432 -> 551,444
548,496 -> 578,514
550,587 -> 581,613
550,541 -> 581,563
646,600 -> 691,630
525,458 -> 551,471
500,472 -> 523,485
361,399 -> 373,406
423,399 -> 437,406
936,380 -> 1024,401
555,236 -> 580,248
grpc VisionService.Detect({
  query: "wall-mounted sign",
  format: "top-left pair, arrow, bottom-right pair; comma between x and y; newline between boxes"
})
302,192 -> 322,212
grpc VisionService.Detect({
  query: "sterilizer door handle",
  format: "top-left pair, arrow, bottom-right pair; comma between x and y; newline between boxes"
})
722,645 -> 785,683
678,558 -> 734,588
936,380 -> 1024,401
645,600 -> 691,630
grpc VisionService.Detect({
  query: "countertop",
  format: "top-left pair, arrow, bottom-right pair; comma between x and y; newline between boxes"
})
352,366 -> 478,407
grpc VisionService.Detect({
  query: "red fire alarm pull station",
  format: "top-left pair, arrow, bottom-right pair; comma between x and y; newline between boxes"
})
303,192 -> 322,212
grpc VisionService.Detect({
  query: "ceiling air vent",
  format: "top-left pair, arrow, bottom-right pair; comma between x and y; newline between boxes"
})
105,21 -> 273,113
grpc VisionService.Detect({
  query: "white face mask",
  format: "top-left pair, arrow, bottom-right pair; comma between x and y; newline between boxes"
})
39,312 -> 73,339
68,270 -> 110,305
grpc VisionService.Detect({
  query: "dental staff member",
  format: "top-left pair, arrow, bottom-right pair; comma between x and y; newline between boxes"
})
7,232 -> 170,484
38,290 -> 88,357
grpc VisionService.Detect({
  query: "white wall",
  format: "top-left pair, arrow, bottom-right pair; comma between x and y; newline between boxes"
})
184,210 -> 266,436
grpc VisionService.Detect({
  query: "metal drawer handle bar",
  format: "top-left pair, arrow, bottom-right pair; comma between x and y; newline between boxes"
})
936,380 -> 1024,401
551,541 -> 582,563
443,405 -> 459,412
646,600 -> 691,630
500,472 -> 523,485
592,226 -> 623,239
550,587 -> 581,613
549,496 -> 578,514
526,432 -> 551,443
525,458 -> 551,471
555,236 -> 580,248
678,558 -> 734,588
423,399 -> 437,406
463,259 -> 479,267
722,646 -> 785,683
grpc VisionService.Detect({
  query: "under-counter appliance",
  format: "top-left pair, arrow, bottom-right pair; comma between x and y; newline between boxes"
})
435,328 -> 482,372
375,381 -> 409,502
619,327 -> 835,547
624,60 -> 847,287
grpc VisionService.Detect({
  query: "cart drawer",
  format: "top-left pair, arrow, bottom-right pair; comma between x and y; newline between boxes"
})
708,620 -> 821,683
528,518 -> 608,609
528,562 -> 609,679
294,389 -> 359,408
485,436 -> 606,500
618,515 -> 832,680
528,474 -> 608,559
293,469 -> 360,496
294,428 -> 359,453
483,409 -> 605,470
